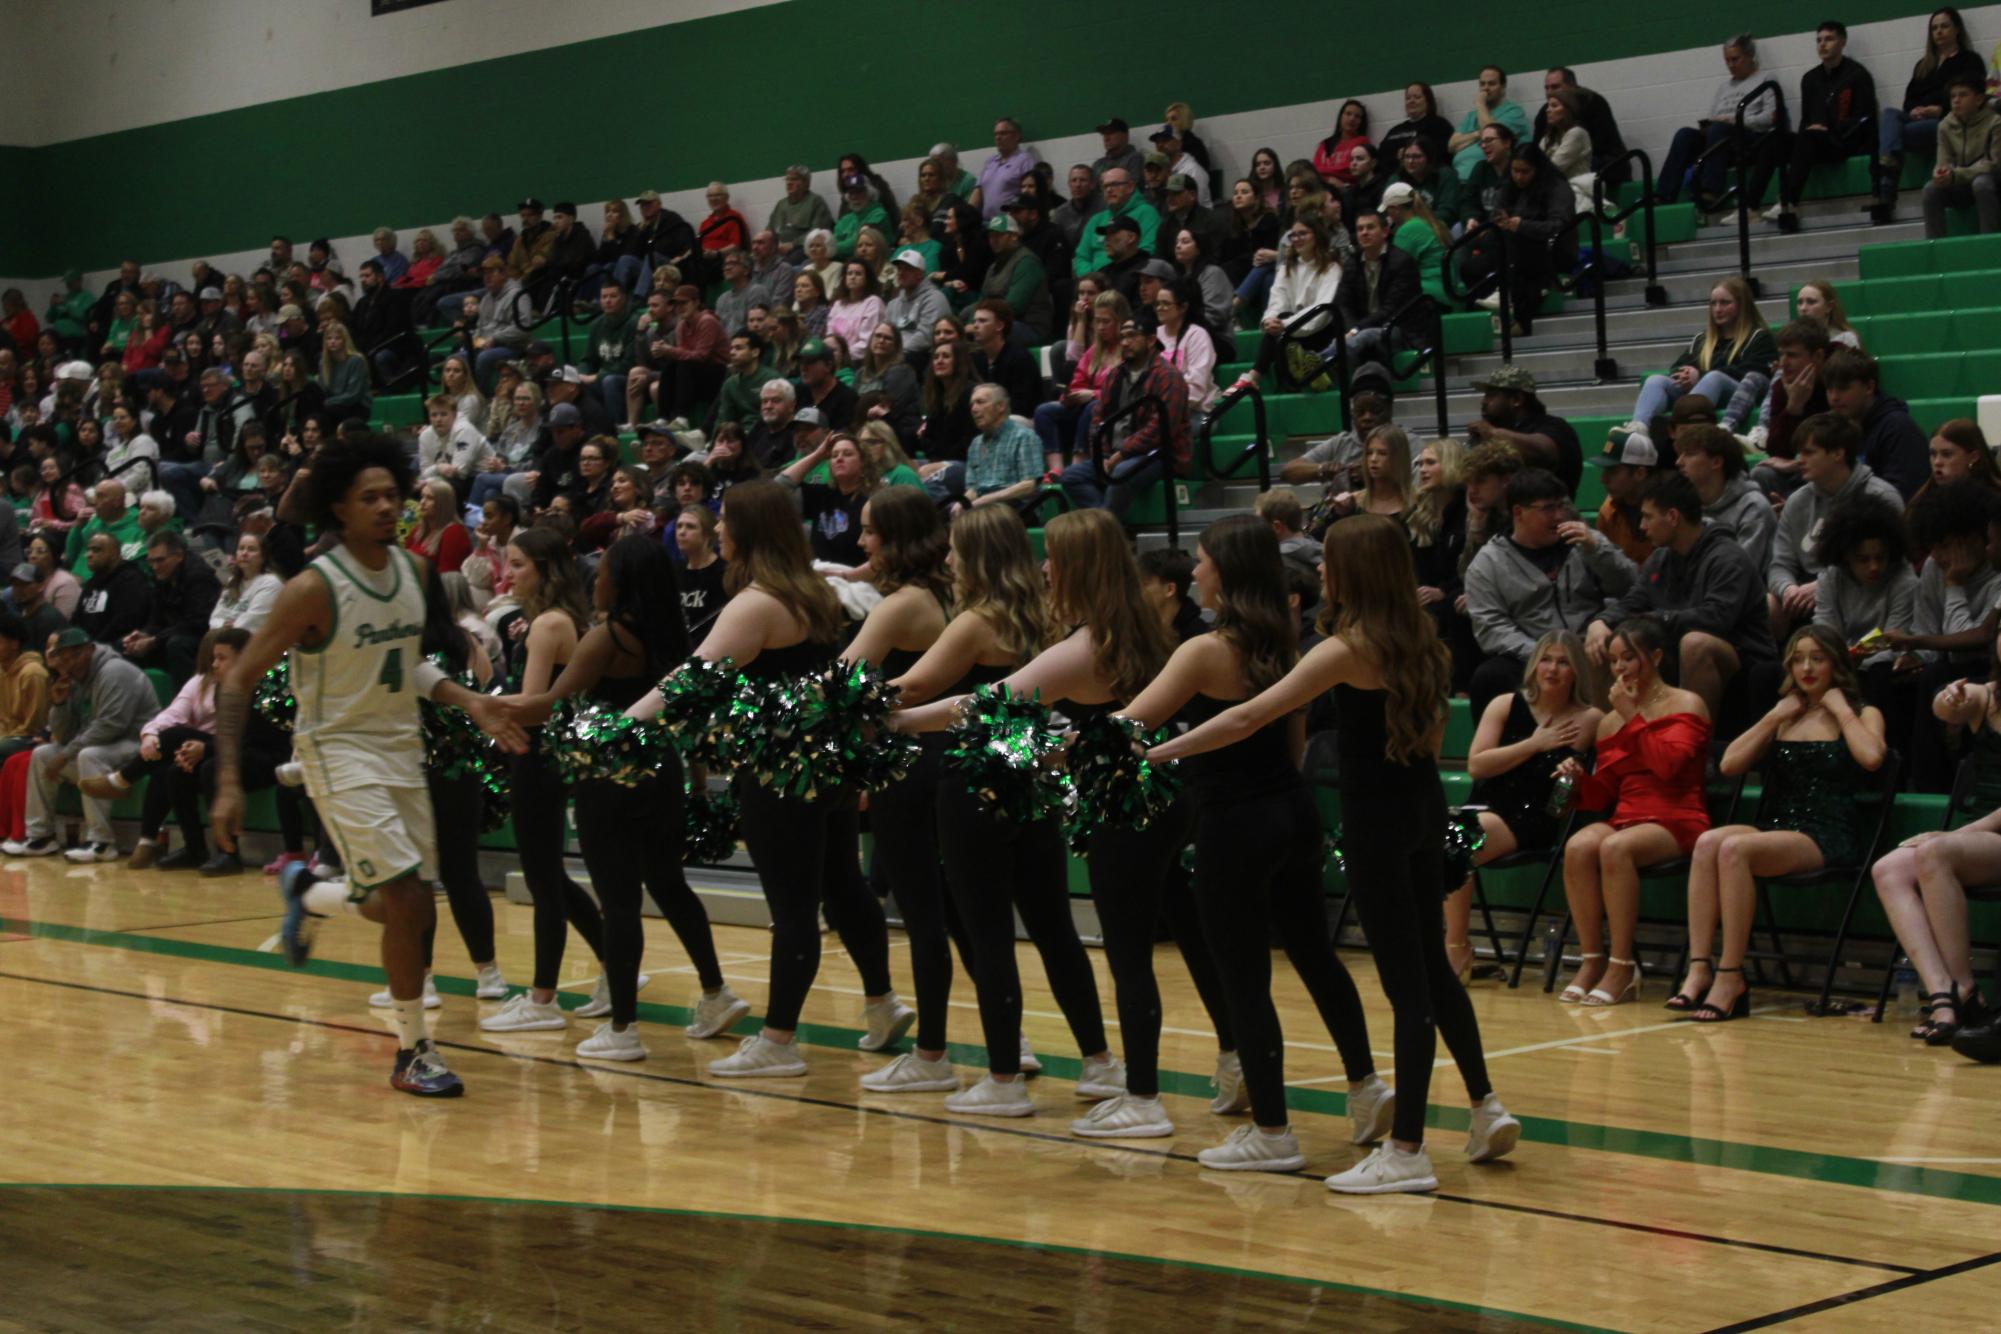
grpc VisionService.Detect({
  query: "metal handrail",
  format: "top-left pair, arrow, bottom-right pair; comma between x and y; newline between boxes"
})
1690,79 -> 1788,294
1541,147 -> 1669,380
1376,292 -> 1450,438
1196,380 -> 1270,491
1269,300 -> 1342,394
1088,390 -> 1179,545
1442,224 -> 1514,362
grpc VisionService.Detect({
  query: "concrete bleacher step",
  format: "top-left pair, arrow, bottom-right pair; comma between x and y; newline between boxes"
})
1520,296 -> 1791,350
1652,217 -> 1926,271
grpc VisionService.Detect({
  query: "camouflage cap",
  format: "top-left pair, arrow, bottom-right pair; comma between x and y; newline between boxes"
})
1469,364 -> 1537,396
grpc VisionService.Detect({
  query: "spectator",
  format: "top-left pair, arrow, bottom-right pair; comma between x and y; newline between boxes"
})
715,332 -> 777,438
1676,425 -> 1777,570
576,282 -> 639,425
1057,309 -> 1189,520
697,182 -> 751,257
576,463 -> 658,550
0,610 -> 49,761
468,258 -> 530,393
854,323 -> 922,444
746,230 -> 796,305
1335,209 -> 1426,380
1893,482 -> 2001,789
1812,497 -> 1920,749
1052,164 -> 1104,249
1280,389 -> 1391,490
317,323 -> 372,422
918,340 -> 976,462
1465,145 -> 1575,336
416,393 -> 491,490
710,249 -> 768,340
1388,138 -> 1466,230
656,286 -> 729,428
1153,278 -> 1217,417
764,167 -> 832,257
1094,217 -> 1151,302
1553,616 -> 1712,1007
3,628 -> 157,862
1878,9 -> 1987,221
1767,411 -> 1905,633
1919,77 -> 2000,237
1318,422 -> 1413,528
929,142 -> 980,201
1624,280 -> 1775,442
9,560 -> 67,652
1379,83 -> 1455,166
1910,420 -> 2001,519
504,197 -> 555,287
1464,466 -> 1637,713
833,176 -> 890,261
902,195 -> 949,275
1092,116 -> 1145,182
394,227 -> 443,292
1749,319 -> 1836,492
935,202 -> 994,304
797,339 -> 859,431
885,250 -> 954,358
1533,67 -> 1631,185
1465,366 -> 1583,499
1005,193 -> 1074,308
1035,283 -> 1124,468
851,225 -> 895,287
1449,66 -> 1532,181
1231,214 -> 1343,394
1168,227 -> 1233,334
1763,21 -> 1878,235
1538,87 -> 1598,212
1073,168 -> 1161,275
124,528 -> 219,677
1410,437 -> 1476,683
63,479 -> 145,576
1459,123 -> 1520,229
1587,427 -> 1663,565
1163,101 -> 1212,170
966,299 -> 1040,423
926,383 -> 1045,513
210,531 -> 283,632
1148,124 -> 1210,204
631,189 -> 696,275
73,531 -> 151,648
25,534 -> 81,620
747,378 -> 803,470
980,217 -> 1053,342
791,270 -> 831,338
1312,100 -> 1373,189
539,365 -> 615,441
776,433 -> 879,572
1824,349 -> 1928,500
1590,471 -> 1777,721
1382,182 -> 1453,315
826,259 -> 885,354
854,420 -> 922,488
1654,33 -> 1780,205
976,118 -> 1041,219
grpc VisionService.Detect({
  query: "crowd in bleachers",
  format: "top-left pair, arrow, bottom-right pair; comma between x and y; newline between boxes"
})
2,12 -> 2001,1066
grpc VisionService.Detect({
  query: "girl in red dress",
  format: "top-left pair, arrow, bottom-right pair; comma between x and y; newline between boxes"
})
1554,618 -> 1711,1007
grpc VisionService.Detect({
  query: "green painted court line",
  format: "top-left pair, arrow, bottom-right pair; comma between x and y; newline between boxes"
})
7,911 -> 2000,1211
0,1181 -> 1616,1332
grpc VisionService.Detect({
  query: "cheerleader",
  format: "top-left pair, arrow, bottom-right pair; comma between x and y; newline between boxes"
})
1121,514 -> 1383,1158
883,504 -> 1053,1086
627,481 -> 907,1077
1153,515 -> 1519,1193
841,487 -> 964,1090
479,528 -> 611,1034
506,535 -> 745,1060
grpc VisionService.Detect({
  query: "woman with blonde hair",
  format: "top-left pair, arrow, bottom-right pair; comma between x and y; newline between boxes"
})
439,353 -> 485,427
317,322 -> 372,421
1794,279 -> 1862,349
1034,283 -> 1128,468
856,419 -> 922,486
765,305 -> 803,378
1154,514 -> 1518,1190
403,477 -> 472,573
1626,277 -> 1775,434
1409,437 -> 1476,683
397,229 -> 443,290
627,481 -> 908,1076
853,226 -> 894,287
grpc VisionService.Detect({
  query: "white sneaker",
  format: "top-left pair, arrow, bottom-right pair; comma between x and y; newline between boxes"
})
1761,203 -> 1786,223
860,1051 -> 959,1093
2,837 -> 58,857
577,1022 -> 647,1062
1744,424 -> 1769,452
1197,1124 -> 1306,1173
1210,1051 -> 1249,1115
1076,1054 -> 1126,1100
1473,292 -> 1501,312
707,1033 -> 808,1077
858,994 -> 916,1051
686,985 -> 750,1039
1070,1092 -> 1174,1139
943,1074 -> 1033,1117
369,977 -> 441,1010
479,993 -> 568,1032
1465,1093 -> 1522,1163
274,762 -> 304,787
1325,1143 -> 1439,1195
1018,1034 -> 1041,1074
473,964 -> 509,1000
576,972 -> 649,1019
1348,1073 -> 1396,1145
63,841 -> 119,864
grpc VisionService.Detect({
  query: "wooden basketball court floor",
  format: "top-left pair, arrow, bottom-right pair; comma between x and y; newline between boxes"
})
1,857 -> 1997,1332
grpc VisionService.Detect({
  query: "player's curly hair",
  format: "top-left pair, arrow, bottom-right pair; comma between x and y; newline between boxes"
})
304,431 -> 412,533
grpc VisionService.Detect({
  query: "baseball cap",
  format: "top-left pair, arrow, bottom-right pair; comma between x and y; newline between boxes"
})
524,340 -> 554,359
1592,426 -> 1658,469
9,562 -> 41,583
51,627 -> 91,652
1138,258 -> 1177,280
1125,308 -> 1162,336
198,286 -> 223,301
56,360 -> 94,382
548,403 -> 583,426
1671,394 -> 1718,425
1149,125 -> 1180,143
794,406 -> 824,427
797,338 -> 831,363
553,201 -> 578,217
518,197 -> 545,212
636,189 -> 662,203
1097,215 -> 1142,237
842,174 -> 868,191
1469,365 -> 1538,396
1095,116 -> 1130,134
635,419 -> 675,438
892,248 -> 928,269
276,303 -> 304,321
1164,172 -> 1196,194
986,214 -> 1020,235
1142,151 -> 1170,169
548,365 -> 584,385
1379,182 -> 1418,208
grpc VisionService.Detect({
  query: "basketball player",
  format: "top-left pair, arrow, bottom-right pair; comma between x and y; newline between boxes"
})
211,433 -> 523,1098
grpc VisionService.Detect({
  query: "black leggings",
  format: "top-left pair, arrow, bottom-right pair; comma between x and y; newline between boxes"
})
869,741 -> 972,1052
575,765 -> 726,1027
1087,801 -> 1233,1098
734,776 -> 892,1032
420,770 -> 496,971
511,744 -> 603,992
1342,782 -> 1493,1145
1194,784 -> 1375,1130
937,783 -> 1106,1077
128,726 -> 287,855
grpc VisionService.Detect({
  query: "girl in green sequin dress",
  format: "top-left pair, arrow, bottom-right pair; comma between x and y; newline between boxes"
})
1674,626 -> 1887,1022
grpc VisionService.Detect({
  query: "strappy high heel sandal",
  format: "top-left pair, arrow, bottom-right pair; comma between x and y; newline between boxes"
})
1559,952 -> 1606,1004
1911,991 -> 1958,1041
1923,983 -> 1988,1047
1690,966 -> 1750,1023
1665,959 -> 1713,1013
1583,956 -> 1640,1007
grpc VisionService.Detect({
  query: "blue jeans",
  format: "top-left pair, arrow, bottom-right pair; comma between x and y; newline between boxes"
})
1033,399 -> 1096,466
159,460 -> 209,519
596,376 -> 627,426
1878,109 -> 1940,194
1059,452 -> 1168,520
468,470 -> 515,508
1632,369 -> 1766,431
1234,263 -> 1276,316
474,345 -> 520,395
1655,123 -> 1736,202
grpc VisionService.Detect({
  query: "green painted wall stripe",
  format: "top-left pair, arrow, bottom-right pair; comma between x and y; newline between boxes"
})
0,1181 -> 1613,1331
5,909 -> 1998,1211
2,1 -> 1942,277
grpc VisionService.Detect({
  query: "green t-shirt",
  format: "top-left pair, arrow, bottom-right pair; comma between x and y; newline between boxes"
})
63,510 -> 147,576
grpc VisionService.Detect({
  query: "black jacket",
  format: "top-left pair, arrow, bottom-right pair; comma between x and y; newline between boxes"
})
1857,394 -> 1929,500
76,562 -> 152,645
1604,522 -> 1776,665
632,209 -> 696,266
1799,57 -> 1877,144
144,556 -> 221,643
1155,203 -> 1228,263
973,341 -> 1044,416
350,286 -> 415,364
1334,246 -> 1425,339
1902,50 -> 1986,115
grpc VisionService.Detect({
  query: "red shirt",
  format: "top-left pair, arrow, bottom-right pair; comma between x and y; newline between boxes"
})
406,521 -> 471,574
1575,710 -> 1712,850
700,209 -> 750,252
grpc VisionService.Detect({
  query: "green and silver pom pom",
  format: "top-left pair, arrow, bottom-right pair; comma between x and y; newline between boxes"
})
942,684 -> 1070,825
654,655 -> 743,767
253,660 -> 296,733
1064,714 -> 1181,853
544,700 -> 672,788
684,786 -> 741,865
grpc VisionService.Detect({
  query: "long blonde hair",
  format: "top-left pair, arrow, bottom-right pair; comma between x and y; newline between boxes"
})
1318,515 -> 1450,762
1366,424 -> 1415,516
719,480 -> 843,643
1520,630 -> 1604,710
949,505 -> 1053,663
1045,509 -> 1172,702
1696,276 -> 1768,372
1407,438 -> 1465,548
507,526 -> 591,635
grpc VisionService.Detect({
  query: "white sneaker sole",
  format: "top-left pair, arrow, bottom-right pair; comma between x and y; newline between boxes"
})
1075,1080 -> 1125,1100
686,997 -> 751,1039
474,984 -> 510,1000
943,1099 -> 1034,1117
1468,1119 -> 1521,1163
369,992 -> 442,1010
577,1041 -> 648,1062
858,1008 -> 916,1052
1071,1119 -> 1175,1139
860,1074 -> 960,1093
479,1014 -> 568,1033
1325,1173 -> 1439,1195
1198,1152 -> 1306,1173
708,1059 -> 808,1078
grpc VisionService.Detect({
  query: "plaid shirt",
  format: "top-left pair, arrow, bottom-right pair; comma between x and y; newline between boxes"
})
966,417 -> 1044,496
1102,355 -> 1191,476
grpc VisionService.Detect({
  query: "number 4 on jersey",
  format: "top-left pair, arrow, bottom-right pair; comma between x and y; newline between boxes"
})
377,647 -> 404,694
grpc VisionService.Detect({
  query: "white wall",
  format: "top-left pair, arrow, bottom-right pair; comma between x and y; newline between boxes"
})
0,0 -> 786,145
13,7 -> 2001,310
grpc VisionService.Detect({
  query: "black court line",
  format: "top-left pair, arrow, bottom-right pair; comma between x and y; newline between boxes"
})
0,968 -> 1932,1285
1700,1249 -> 2001,1332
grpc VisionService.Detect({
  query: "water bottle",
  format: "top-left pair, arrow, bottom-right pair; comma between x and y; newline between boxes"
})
1545,772 -> 1576,819
1894,967 -> 1920,1015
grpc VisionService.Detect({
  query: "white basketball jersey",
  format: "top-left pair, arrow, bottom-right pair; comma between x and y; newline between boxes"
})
291,545 -> 427,795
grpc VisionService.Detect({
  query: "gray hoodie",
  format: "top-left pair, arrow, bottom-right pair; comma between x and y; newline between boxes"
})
1464,531 -> 1638,663
51,649 -> 158,763
1767,461 -> 1904,597
1814,563 -> 1919,668
1702,475 -> 1777,573
1913,558 -> 2001,665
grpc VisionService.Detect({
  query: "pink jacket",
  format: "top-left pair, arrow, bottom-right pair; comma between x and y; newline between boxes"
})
143,673 -> 216,743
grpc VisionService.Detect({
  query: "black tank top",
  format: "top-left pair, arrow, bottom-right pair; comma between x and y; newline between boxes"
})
1179,692 -> 1301,803
1055,698 -> 1119,726
592,672 -> 654,712
880,646 -> 925,679
949,660 -> 1016,695
1333,683 -> 1437,804
743,637 -> 835,679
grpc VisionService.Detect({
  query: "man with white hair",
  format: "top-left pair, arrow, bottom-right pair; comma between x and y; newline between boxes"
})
748,378 -> 803,469
768,166 -> 834,255
930,143 -> 979,202
64,477 -> 145,575
923,382 -> 1044,511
